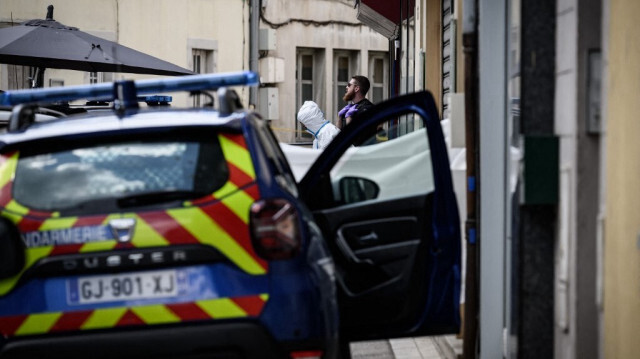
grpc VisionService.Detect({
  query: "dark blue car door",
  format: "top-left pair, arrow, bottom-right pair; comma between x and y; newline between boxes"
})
299,91 -> 461,341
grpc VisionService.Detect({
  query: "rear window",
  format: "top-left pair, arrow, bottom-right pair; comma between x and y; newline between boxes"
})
13,137 -> 229,212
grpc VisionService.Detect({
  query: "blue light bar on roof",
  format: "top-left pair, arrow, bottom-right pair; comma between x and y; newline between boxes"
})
0,71 -> 259,106
139,95 -> 172,103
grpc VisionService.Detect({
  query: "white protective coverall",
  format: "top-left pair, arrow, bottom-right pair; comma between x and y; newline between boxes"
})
297,101 -> 340,149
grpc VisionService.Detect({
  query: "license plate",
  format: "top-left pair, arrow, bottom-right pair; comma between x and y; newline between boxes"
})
67,269 -> 186,305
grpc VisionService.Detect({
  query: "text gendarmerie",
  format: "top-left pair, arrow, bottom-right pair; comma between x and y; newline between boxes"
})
23,226 -> 111,248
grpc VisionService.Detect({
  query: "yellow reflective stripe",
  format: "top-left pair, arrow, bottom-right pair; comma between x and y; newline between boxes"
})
15,312 -> 61,336
132,305 -> 179,324
0,246 -> 53,295
197,298 -> 247,319
1,211 -> 22,224
81,307 -> 127,330
5,200 -> 29,216
130,214 -> 169,247
79,241 -> 116,252
211,181 -> 253,223
26,246 -> 53,266
220,187 -> 253,224
0,278 -> 19,296
39,217 -> 78,230
212,181 -> 239,199
168,207 -> 265,275
8,295 -> 267,335
219,135 -> 255,179
0,152 -> 18,188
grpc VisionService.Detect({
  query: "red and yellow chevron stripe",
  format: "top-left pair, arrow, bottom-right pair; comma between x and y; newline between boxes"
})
0,294 -> 268,337
0,133 -> 267,296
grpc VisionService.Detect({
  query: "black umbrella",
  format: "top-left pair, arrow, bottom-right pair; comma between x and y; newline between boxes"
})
0,5 -> 193,87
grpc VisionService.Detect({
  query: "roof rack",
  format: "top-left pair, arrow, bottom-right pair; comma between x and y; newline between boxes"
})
0,71 -> 258,107
0,71 -> 259,132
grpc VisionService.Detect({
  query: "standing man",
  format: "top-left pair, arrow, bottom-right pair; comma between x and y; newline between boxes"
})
337,75 -> 373,129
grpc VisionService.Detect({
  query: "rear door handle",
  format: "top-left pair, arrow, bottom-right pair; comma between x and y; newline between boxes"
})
358,232 -> 378,242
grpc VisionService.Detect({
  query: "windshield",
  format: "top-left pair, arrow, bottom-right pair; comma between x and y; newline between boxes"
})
13,138 -> 228,212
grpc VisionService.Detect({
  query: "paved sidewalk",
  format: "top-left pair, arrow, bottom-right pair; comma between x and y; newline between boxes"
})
350,336 -> 462,359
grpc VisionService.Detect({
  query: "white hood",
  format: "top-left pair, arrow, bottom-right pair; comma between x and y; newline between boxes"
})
297,101 -> 325,133
297,101 -> 340,149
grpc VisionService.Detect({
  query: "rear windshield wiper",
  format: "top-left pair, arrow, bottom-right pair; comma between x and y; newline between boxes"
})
117,190 -> 208,208
56,197 -> 120,216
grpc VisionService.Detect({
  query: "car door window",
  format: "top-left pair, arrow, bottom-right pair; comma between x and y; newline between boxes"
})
329,117 -> 433,206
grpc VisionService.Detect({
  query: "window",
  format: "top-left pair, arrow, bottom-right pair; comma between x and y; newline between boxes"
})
87,71 -> 112,85
4,66 -> 47,89
330,117 -> 433,205
334,51 -> 359,116
49,79 -> 64,87
368,52 -> 391,135
13,134 -> 228,213
296,49 -> 323,142
192,48 -> 215,107
369,52 -> 389,105
89,72 -> 102,84
5,65 -> 31,90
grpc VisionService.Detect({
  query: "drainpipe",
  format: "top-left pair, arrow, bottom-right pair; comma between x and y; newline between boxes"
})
249,0 -> 260,108
462,0 -> 478,358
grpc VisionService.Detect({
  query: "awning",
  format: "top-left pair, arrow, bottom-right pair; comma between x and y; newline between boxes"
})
356,0 -> 414,39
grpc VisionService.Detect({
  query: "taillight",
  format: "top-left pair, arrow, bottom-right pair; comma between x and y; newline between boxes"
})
290,350 -> 323,359
249,198 -> 301,260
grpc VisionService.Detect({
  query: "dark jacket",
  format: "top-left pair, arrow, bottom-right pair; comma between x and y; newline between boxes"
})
338,98 -> 374,129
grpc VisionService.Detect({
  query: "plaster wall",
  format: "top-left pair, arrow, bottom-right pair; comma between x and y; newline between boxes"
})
603,0 -> 640,357
0,0 -> 248,106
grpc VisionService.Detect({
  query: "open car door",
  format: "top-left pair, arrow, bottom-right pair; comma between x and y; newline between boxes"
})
299,91 -> 461,342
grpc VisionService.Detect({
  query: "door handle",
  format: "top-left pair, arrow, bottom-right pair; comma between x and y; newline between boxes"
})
358,232 -> 378,242
336,231 -> 374,265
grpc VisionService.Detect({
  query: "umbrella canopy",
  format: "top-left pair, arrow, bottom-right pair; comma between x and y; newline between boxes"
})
0,6 -> 193,78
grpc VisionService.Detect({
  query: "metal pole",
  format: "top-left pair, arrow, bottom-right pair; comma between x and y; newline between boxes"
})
462,0 -> 478,357
478,0 -> 507,357
249,0 -> 259,108
405,0 -> 410,97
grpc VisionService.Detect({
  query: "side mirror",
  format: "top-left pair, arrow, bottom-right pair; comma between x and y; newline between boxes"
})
339,176 -> 380,204
0,217 -> 25,279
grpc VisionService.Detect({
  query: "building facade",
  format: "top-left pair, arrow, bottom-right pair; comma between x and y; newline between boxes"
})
257,0 -> 388,143
0,0 -> 389,145
362,0 -> 637,358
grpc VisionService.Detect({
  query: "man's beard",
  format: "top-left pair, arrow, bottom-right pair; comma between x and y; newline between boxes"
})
343,91 -> 355,102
